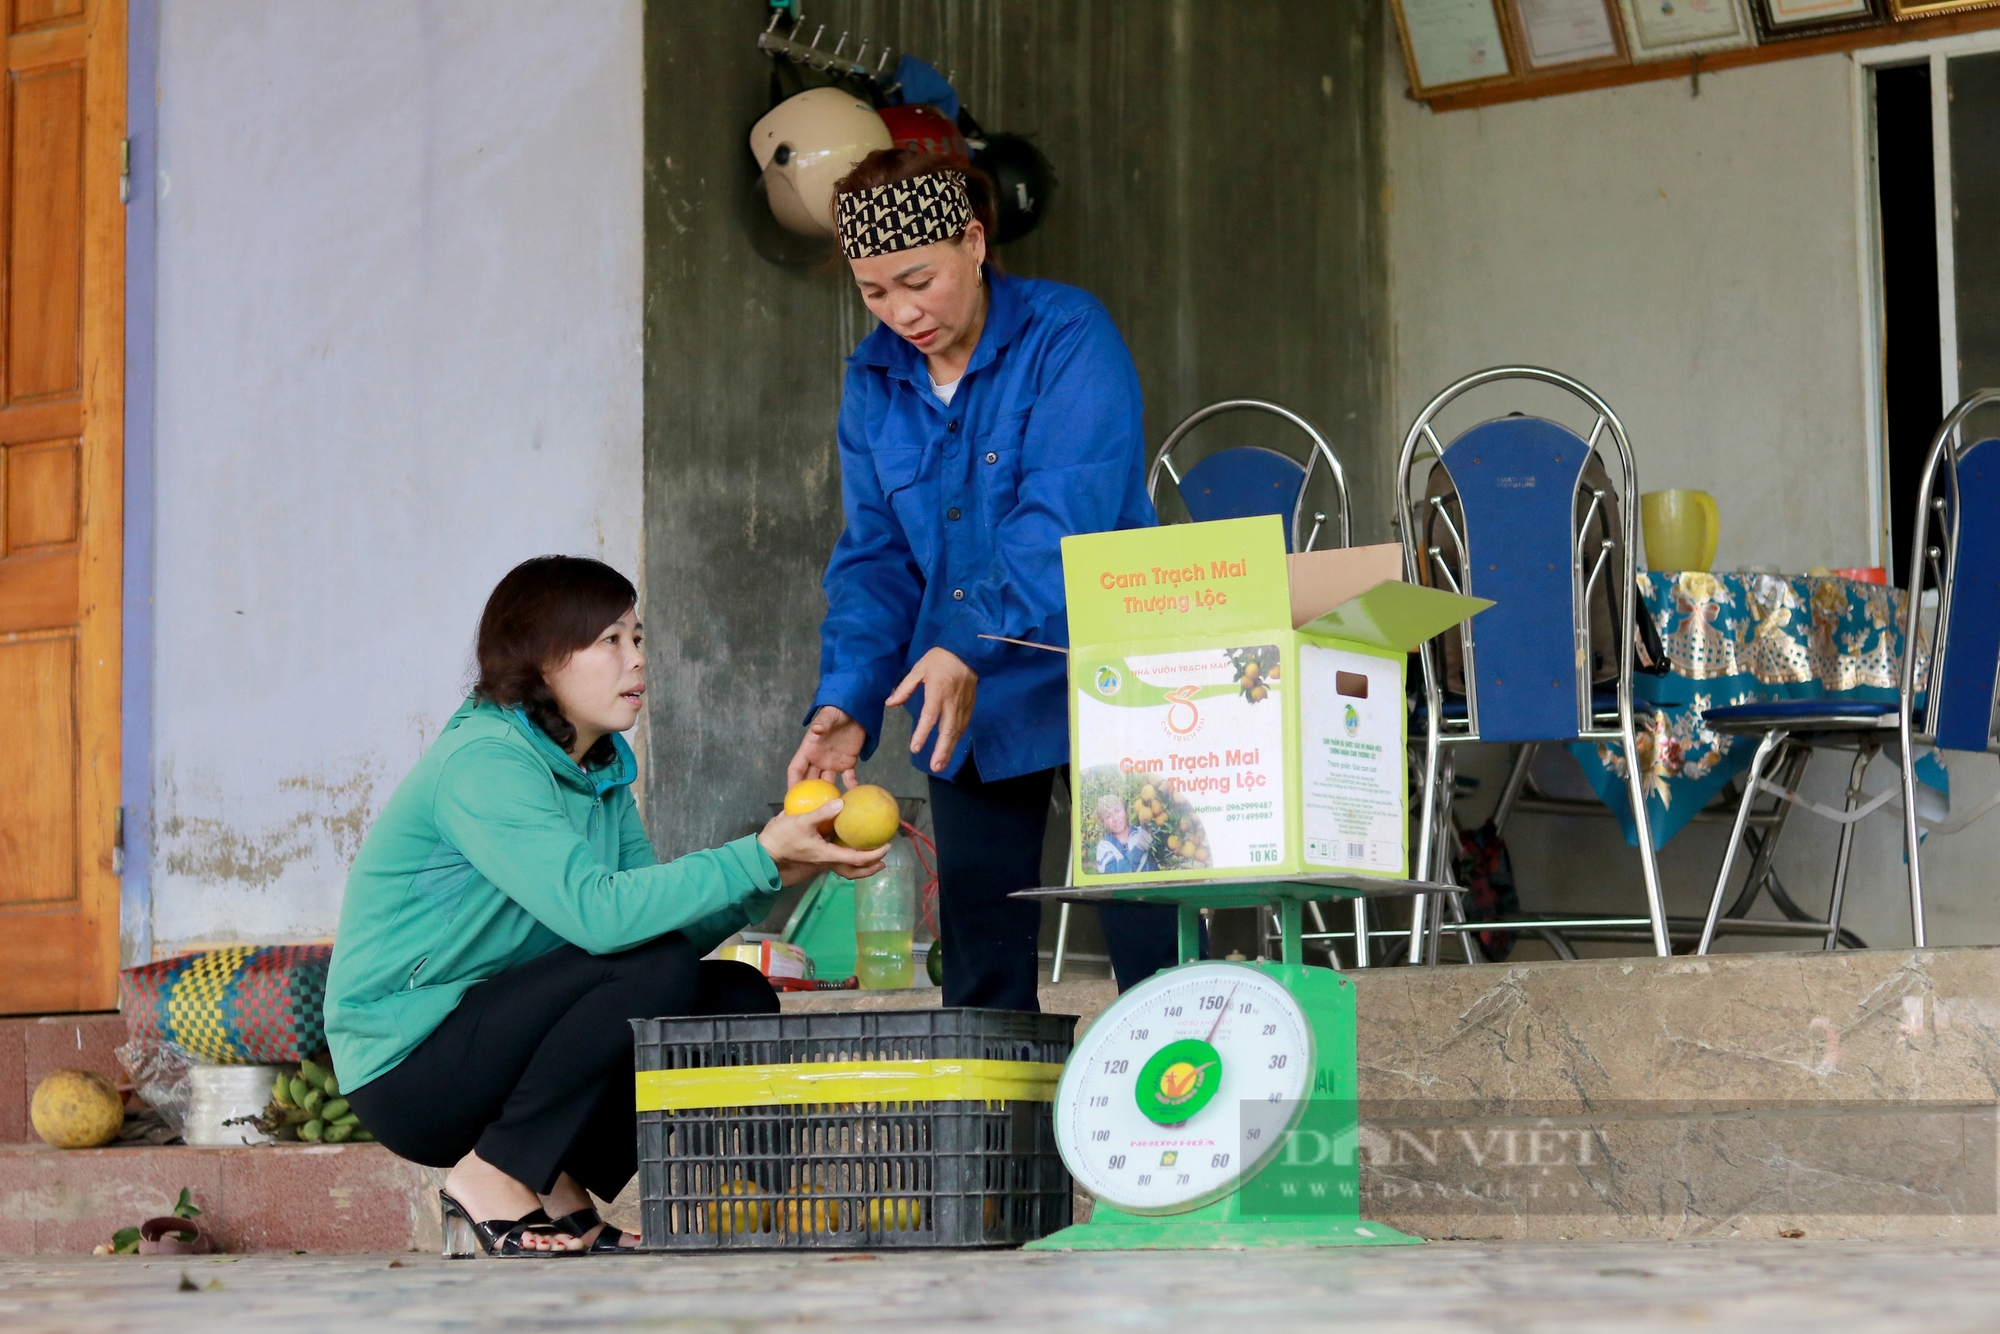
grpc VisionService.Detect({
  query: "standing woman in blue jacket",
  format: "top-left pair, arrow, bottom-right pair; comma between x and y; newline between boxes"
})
786,148 -> 1177,1010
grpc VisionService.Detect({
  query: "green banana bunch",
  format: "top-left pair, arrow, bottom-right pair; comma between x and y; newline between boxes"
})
263,1058 -> 369,1143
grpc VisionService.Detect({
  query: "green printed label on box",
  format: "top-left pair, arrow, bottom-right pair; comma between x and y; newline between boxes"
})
1063,517 -> 1293,643
1061,515 -> 1487,886
1072,643 -> 1288,877
1296,643 -> 1405,874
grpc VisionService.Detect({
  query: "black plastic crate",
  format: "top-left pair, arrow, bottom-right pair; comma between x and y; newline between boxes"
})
632,1008 -> 1074,1249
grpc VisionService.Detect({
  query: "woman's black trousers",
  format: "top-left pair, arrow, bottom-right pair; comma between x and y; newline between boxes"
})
928,761 -> 1181,1012
346,934 -> 776,1200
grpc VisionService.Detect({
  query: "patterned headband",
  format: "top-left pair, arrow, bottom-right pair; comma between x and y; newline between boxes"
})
836,171 -> 974,259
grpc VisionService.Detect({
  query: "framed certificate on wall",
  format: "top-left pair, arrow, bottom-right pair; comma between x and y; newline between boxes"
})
1887,0 -> 2000,18
1615,0 -> 1755,60
1749,0 -> 1886,39
1392,0 -> 1516,96
1505,0 -> 1630,69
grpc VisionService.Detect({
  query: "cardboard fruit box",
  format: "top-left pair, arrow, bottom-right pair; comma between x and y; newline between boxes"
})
1060,515 -> 1487,886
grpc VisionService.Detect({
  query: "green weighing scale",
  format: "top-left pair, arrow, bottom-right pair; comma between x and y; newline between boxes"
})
1014,873 -> 1443,1251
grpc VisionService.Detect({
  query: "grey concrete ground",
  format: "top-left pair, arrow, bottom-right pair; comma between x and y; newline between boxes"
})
3,1241 -> 1999,1333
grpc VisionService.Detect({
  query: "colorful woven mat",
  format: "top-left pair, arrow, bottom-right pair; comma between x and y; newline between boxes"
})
120,945 -> 332,1065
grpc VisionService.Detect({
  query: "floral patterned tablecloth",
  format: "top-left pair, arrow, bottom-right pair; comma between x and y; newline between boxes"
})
1572,572 -> 1930,848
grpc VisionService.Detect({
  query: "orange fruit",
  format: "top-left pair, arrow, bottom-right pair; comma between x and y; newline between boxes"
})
833,784 -> 900,851
866,1197 -> 921,1232
705,1179 -> 768,1235
31,1070 -> 122,1149
784,779 -> 841,817
780,1185 -> 837,1234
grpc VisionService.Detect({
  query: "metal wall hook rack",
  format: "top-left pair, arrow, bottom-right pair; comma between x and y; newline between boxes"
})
757,9 -> 896,85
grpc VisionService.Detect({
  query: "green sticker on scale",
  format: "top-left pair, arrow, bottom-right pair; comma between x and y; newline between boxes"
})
1134,1038 -> 1223,1126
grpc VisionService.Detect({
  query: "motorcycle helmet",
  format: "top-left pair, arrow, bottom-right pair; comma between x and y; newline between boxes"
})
970,132 -> 1056,244
876,104 -> 970,169
749,87 -> 894,237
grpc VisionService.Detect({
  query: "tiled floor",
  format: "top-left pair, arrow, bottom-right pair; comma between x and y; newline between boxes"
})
2,1240 -> 1998,1333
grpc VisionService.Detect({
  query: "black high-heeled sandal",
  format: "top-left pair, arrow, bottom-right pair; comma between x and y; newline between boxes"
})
439,1191 -> 572,1258
547,1205 -> 642,1255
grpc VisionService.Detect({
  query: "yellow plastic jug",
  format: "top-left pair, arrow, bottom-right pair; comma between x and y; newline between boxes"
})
1640,490 -> 1719,571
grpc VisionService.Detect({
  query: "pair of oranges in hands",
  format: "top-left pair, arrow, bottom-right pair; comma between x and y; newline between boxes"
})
783,779 -> 901,851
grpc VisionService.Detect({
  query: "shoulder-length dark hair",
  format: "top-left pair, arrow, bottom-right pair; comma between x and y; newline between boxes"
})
474,556 -> 637,769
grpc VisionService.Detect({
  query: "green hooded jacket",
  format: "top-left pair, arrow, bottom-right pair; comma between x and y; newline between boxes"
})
325,696 -> 780,1091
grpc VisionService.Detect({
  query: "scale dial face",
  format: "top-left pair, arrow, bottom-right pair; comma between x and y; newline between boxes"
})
1055,962 -> 1315,1215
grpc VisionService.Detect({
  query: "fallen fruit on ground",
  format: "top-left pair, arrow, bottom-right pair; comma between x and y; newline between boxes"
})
833,784 -> 899,850
783,778 -> 841,816
31,1069 -> 124,1148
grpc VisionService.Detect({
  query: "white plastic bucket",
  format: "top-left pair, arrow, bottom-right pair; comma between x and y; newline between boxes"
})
184,1065 -> 281,1146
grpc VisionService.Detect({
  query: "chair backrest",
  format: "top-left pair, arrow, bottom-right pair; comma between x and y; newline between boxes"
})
1911,392 -> 2000,752
1178,445 -> 1309,534
1148,399 -> 1350,552
1396,368 -> 1640,744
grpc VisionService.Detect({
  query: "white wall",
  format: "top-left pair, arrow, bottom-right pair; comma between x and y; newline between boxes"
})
1384,51 -> 2000,951
148,0 -> 643,956
1386,53 -> 1874,572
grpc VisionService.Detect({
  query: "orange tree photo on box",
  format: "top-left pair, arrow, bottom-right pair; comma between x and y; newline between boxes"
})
1077,767 -> 1212,875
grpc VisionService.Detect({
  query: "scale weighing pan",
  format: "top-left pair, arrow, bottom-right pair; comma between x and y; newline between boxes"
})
1013,875 -> 1444,1251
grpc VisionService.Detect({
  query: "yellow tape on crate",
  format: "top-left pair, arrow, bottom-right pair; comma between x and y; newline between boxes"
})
634,1059 -> 1064,1111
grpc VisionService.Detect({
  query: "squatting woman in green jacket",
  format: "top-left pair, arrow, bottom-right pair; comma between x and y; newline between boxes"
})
326,557 -> 882,1257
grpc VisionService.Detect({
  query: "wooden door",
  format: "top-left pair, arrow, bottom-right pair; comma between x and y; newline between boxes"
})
0,0 -> 123,1015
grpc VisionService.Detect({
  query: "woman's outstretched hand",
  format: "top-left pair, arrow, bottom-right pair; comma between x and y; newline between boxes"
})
757,802 -> 886,888
786,707 -> 867,788
886,648 -> 978,774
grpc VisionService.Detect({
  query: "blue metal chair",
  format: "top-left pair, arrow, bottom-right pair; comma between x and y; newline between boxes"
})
1051,400 -> 1353,979
1141,400 -> 1361,967
1696,388 -> 2000,953
1146,399 -> 1351,552
1398,367 -> 1670,963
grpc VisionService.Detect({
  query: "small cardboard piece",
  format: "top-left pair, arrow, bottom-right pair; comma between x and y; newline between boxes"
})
1060,516 -> 1488,886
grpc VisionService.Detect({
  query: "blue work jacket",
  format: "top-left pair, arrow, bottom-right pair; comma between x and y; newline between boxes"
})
812,269 -> 1157,782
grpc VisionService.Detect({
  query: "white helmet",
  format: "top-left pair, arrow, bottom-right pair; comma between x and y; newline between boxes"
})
749,87 -> 893,237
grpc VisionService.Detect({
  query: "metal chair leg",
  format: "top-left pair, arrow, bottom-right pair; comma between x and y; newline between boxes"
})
1897,719 -> 1927,947
1408,725 -> 1445,967
1351,897 -> 1371,968
1721,745 -> 1807,923
1051,904 -> 1071,983
1423,892 -> 1447,966
1492,743 -> 1538,836
1621,713 -> 1672,957
1305,900 -> 1334,966
1051,775 -> 1077,983
1698,729 -> 1784,955
1825,744 -> 1877,950
1421,766 -> 1458,967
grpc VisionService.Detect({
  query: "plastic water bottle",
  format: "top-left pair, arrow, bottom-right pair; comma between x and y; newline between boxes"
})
854,834 -> 917,989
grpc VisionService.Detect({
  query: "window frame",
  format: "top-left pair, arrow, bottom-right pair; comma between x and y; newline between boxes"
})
1853,27 -> 2000,567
